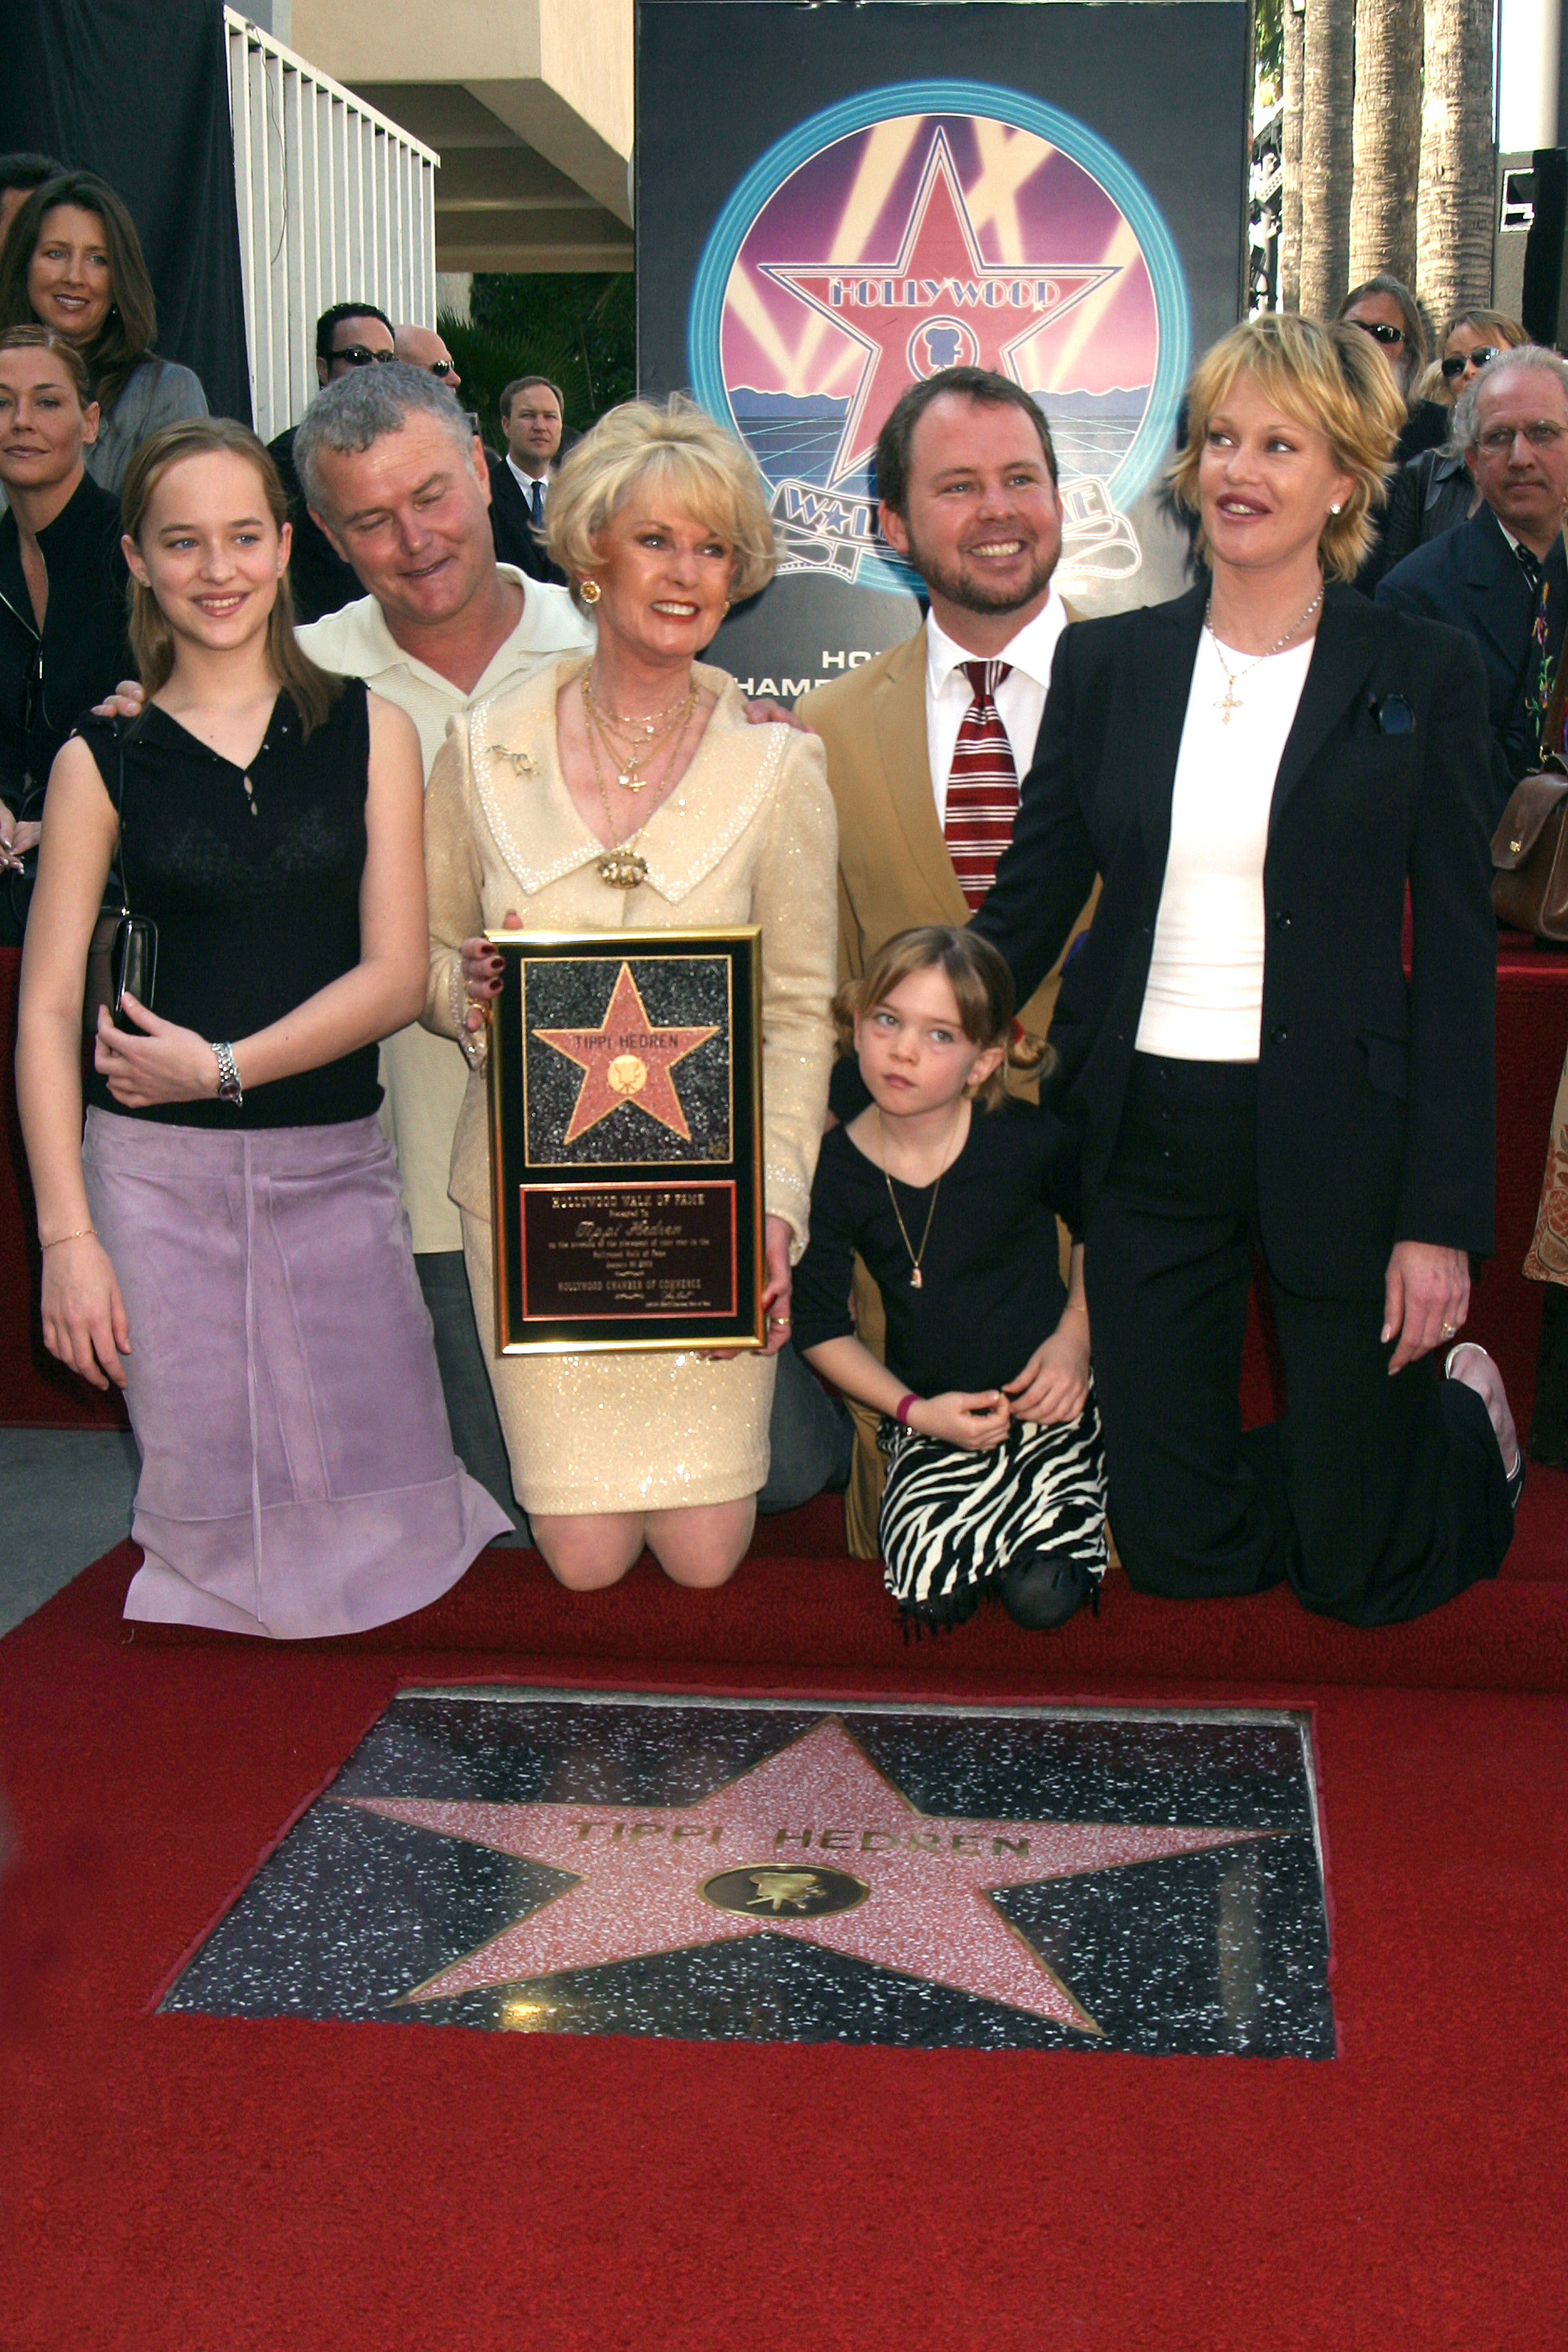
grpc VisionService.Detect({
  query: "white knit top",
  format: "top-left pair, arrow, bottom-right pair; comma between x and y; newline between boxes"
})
1135,629 -> 1314,1062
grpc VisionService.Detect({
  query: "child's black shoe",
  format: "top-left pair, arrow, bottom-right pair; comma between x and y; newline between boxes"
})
998,1550 -> 1091,1631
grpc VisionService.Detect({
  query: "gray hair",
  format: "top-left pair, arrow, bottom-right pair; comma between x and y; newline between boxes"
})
1454,344 -> 1568,454
292,360 -> 475,513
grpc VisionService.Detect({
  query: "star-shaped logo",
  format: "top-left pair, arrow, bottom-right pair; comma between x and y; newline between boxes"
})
342,1718 -> 1265,2033
532,962 -> 718,1147
761,129 -> 1118,487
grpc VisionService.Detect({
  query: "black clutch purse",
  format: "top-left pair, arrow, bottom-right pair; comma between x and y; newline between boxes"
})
83,724 -> 158,1041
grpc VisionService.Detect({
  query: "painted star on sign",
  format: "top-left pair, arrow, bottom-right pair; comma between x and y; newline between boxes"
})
342,1717 -> 1266,2032
761,127 -> 1118,489
532,961 -> 718,1147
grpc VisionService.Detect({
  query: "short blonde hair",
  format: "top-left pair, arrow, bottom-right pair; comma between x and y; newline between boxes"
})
1168,314 -> 1404,582
545,394 -> 776,605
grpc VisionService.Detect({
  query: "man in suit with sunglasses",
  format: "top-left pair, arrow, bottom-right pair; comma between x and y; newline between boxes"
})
268,302 -> 398,624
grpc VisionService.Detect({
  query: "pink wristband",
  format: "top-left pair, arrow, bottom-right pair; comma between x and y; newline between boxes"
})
894,1392 -> 917,1426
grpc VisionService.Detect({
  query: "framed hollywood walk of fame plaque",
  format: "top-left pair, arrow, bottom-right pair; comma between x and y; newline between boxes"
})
486,928 -> 765,1353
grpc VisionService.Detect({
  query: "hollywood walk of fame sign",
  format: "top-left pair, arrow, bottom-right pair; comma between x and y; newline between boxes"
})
159,1694 -> 1336,2055
486,930 -> 764,1353
638,10 -> 1252,706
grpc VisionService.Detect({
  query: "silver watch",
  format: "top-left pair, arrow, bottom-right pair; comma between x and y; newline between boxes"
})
212,1041 -> 244,1106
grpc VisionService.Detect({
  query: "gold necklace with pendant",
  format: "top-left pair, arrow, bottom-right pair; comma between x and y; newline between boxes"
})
582,684 -> 696,889
583,675 -> 698,791
876,1106 -> 965,1288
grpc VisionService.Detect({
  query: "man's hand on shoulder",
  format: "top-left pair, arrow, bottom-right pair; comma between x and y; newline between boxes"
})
91,680 -> 146,722
743,696 -> 811,732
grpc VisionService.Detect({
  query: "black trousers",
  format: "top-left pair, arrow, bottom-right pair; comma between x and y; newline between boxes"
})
1083,1055 -> 1513,1627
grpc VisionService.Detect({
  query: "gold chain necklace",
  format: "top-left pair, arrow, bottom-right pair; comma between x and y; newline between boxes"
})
581,682 -> 697,889
1205,586 -> 1324,724
583,673 -> 698,791
876,1106 -> 965,1290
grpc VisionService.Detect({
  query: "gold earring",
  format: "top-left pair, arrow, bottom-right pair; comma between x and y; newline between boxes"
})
723,599 -> 731,614
578,579 -> 601,606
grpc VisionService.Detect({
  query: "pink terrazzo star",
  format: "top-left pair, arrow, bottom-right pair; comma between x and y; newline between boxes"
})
343,1718 -> 1266,2033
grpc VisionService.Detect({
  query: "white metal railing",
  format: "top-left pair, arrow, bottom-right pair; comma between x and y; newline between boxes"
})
224,10 -> 440,442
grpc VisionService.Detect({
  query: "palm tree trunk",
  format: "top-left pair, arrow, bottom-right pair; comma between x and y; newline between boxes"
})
1300,0 -> 1357,317
1350,0 -> 1422,287
1282,0 -> 1305,309
1418,0 -> 1496,326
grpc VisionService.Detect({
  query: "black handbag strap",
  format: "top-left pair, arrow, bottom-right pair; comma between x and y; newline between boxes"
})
105,717 -> 131,917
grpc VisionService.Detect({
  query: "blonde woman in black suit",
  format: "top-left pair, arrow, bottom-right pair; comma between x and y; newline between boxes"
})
975,314 -> 1521,1626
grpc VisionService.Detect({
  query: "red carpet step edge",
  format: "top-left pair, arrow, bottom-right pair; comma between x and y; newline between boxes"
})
117,1540 -> 1568,1692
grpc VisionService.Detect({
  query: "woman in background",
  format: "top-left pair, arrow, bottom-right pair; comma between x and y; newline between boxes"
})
0,170 -> 207,493
16,417 -> 507,1637
1371,311 -> 1532,581
0,325 -> 129,938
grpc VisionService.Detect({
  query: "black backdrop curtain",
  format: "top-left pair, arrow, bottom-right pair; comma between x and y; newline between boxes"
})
0,0 -> 250,424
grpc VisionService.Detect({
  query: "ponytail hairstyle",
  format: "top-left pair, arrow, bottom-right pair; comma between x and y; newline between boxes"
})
835,924 -> 1024,1110
120,418 -> 343,736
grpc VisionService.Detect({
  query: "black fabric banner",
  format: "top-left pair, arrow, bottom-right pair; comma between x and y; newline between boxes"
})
0,0 -> 251,425
638,0 -> 1250,699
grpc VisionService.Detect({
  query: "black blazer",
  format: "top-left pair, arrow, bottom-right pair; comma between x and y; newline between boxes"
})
0,469 -> 129,819
486,452 -> 562,585
973,582 -> 1497,1297
1377,503 -> 1554,813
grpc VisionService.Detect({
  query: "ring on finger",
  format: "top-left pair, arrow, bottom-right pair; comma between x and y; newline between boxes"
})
1439,1320 -> 1457,1339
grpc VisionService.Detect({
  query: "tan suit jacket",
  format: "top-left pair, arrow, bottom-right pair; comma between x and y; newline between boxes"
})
797,618 -> 1095,1035
798,620 -> 1098,1554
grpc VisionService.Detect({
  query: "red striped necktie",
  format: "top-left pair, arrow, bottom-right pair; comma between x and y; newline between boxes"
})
944,659 -> 1018,909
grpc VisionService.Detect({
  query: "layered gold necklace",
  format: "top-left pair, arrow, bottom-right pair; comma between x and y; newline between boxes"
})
581,667 -> 699,890
583,671 -> 698,791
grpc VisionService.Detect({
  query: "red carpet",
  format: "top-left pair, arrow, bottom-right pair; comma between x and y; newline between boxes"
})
2,1534 -> 1566,2350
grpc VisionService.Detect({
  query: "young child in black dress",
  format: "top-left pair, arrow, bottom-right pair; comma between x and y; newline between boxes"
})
794,926 -> 1107,1630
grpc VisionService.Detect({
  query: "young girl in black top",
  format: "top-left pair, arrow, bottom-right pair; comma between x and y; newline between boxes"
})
15,417 -> 507,1637
794,926 -> 1107,1630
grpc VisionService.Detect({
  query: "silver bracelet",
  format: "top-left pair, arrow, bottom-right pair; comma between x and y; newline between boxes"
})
212,1041 -> 244,1106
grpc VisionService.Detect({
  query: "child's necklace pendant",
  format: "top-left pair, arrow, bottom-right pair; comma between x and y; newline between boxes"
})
909,1268 -> 922,1289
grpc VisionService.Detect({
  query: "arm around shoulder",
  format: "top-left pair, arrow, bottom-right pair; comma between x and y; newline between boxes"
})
972,622 -> 1099,1005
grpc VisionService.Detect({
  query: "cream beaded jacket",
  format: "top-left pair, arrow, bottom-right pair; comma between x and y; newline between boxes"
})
422,654 -> 839,1254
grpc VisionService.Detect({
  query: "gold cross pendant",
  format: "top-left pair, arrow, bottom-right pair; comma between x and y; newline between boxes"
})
1215,683 -> 1241,725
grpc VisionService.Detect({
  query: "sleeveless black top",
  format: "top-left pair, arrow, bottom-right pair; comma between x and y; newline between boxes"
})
79,679 -> 381,1130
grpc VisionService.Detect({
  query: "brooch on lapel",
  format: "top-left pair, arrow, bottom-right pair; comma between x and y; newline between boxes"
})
486,743 -> 539,777
1370,693 -> 1415,735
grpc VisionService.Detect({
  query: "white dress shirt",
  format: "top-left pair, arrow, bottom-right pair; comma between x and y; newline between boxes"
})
1135,630 -> 1314,1062
924,589 -> 1070,823
506,452 -> 548,513
299,570 -> 594,1250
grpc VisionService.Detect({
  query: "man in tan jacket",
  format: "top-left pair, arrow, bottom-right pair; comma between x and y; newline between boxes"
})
798,367 -> 1097,1550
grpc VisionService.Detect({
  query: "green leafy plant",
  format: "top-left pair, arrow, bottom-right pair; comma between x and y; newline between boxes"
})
441,273 -> 634,452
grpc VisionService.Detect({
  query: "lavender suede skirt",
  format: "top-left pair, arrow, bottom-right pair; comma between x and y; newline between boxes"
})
82,1109 -> 510,1639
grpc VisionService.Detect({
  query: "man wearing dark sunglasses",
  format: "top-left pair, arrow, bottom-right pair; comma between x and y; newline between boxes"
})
267,302 -> 398,622
394,322 -> 462,389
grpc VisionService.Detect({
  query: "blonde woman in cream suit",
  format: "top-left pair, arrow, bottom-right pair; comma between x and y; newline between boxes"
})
424,397 -> 837,1595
